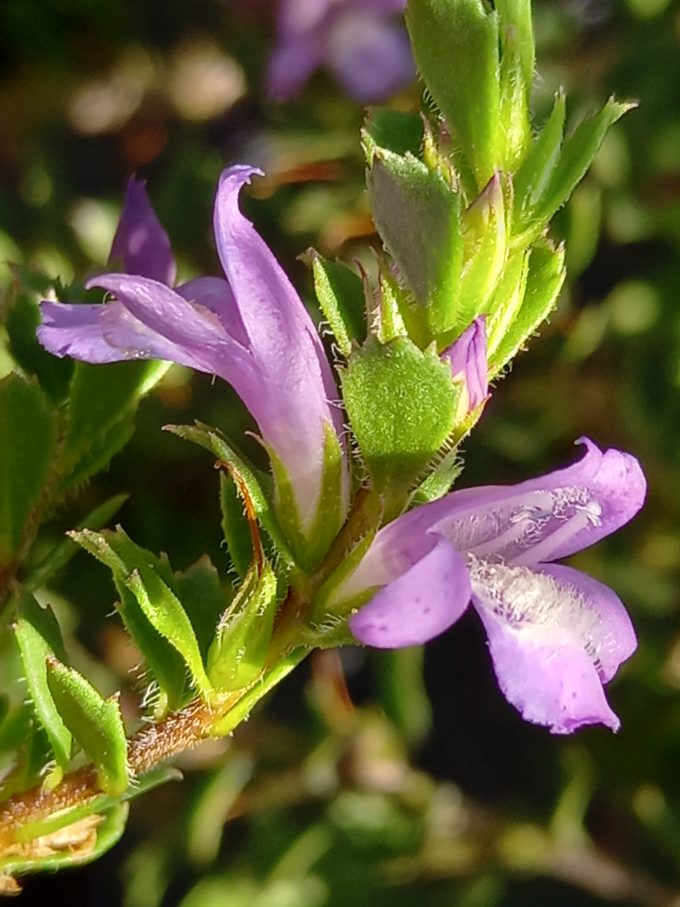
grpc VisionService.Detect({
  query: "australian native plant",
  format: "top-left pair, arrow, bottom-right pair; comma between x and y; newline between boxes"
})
0,0 -> 643,892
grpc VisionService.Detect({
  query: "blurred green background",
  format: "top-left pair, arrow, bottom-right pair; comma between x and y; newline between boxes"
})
2,0 -> 680,904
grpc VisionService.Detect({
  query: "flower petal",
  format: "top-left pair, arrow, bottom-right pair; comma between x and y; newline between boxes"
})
327,11 -> 414,102
85,273 -> 253,378
176,276 -> 248,346
440,317 -> 488,415
38,301 -> 133,363
402,438 -> 644,566
109,177 -> 176,284
470,558 -> 634,733
349,536 -> 471,648
212,165 -> 348,527
38,298 -> 234,375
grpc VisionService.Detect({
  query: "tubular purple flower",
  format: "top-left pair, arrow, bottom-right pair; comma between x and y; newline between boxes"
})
268,0 -> 414,102
333,439 -> 645,734
441,317 -> 489,419
37,166 -> 350,554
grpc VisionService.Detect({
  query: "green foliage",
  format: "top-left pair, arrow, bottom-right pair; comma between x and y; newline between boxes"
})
14,590 -> 72,776
60,360 -> 170,488
0,374 -> 57,568
341,337 -> 458,518
407,0 -> 502,187
45,658 -> 128,796
310,253 -> 367,357
166,423 -> 295,568
207,562 -> 278,691
71,528 -> 191,714
514,96 -> 635,243
366,145 -> 463,337
125,566 -> 212,696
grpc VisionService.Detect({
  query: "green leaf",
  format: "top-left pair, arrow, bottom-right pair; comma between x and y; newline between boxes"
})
498,25 -> 531,170
341,337 -> 458,519
207,563 -> 278,691
495,0 -> 535,93
63,419 -> 135,492
489,238 -> 566,374
407,0 -> 501,187
485,248 -> 530,357
3,268 -> 73,402
14,590 -> 72,773
71,529 -> 188,714
26,493 -> 129,592
165,423 -> 295,567
526,98 -> 635,235
45,658 -> 128,796
367,148 -> 463,336
411,446 -> 464,504
457,173 -> 508,326
363,107 -> 424,158
175,558 -> 229,664
0,374 -> 57,567
60,360 -> 169,486
125,566 -> 212,696
219,472 -> 253,579
513,90 -> 566,227
310,253 -> 366,357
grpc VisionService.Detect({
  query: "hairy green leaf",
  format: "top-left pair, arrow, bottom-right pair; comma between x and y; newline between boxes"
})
46,659 -> 128,796
0,374 -> 57,567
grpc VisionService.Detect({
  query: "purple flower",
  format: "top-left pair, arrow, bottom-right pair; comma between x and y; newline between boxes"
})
441,317 -> 489,420
333,439 -> 645,733
268,0 -> 414,102
109,177 -> 176,285
38,166 -> 350,545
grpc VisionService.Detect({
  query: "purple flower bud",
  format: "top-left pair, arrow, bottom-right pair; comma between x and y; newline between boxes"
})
109,177 -> 176,285
440,317 -> 489,418
335,439 -> 645,734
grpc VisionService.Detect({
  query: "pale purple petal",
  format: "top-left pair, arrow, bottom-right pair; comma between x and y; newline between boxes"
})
176,277 -> 248,347
85,273 -> 253,378
379,439 -> 644,566
38,297 -> 242,375
38,301 -> 132,364
537,563 -> 637,683
109,177 -> 176,285
470,560 -> 629,733
441,317 -> 488,413
267,37 -> 323,100
212,165 -> 348,527
332,440 -> 644,607
278,0 -> 332,36
349,536 -> 471,648
326,11 -> 414,101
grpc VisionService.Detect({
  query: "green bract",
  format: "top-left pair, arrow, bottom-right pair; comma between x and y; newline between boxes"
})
341,337 -> 458,519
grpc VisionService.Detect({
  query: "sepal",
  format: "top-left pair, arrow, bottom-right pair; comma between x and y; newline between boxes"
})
207,561 -> 278,691
165,423 -> 296,569
309,252 -> 367,358
366,143 -> 463,338
45,658 -> 128,797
